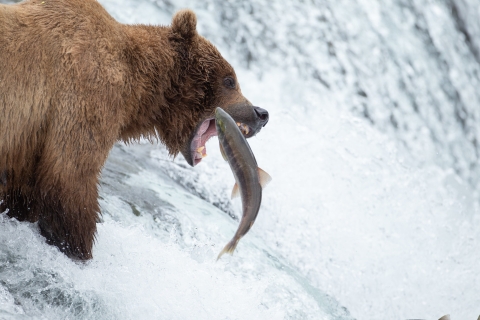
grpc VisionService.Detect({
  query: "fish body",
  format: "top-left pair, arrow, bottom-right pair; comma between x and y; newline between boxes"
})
215,107 -> 271,259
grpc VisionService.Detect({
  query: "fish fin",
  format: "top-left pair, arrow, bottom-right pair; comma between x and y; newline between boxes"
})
231,183 -> 240,199
216,238 -> 240,261
219,143 -> 228,161
258,167 -> 272,188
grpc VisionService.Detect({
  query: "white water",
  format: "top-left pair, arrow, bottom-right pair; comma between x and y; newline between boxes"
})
1,0 -> 480,319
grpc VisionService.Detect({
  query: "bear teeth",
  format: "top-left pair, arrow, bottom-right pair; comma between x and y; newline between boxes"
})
196,151 -> 206,159
236,122 -> 250,135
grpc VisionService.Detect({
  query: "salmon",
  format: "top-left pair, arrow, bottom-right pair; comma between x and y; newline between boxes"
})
215,107 -> 271,260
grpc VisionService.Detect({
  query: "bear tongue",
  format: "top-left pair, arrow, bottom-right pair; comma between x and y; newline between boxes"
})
191,120 -> 212,165
197,120 -> 211,137
192,119 -> 216,165
200,120 -> 217,146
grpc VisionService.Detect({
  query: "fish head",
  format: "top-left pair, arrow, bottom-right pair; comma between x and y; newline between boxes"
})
214,107 -> 229,134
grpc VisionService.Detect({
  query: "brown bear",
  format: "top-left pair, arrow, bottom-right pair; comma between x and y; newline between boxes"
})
0,0 -> 269,260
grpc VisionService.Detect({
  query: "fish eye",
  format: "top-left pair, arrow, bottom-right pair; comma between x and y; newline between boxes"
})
223,77 -> 236,89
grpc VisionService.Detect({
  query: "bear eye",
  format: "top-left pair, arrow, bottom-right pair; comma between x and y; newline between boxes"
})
223,77 -> 236,89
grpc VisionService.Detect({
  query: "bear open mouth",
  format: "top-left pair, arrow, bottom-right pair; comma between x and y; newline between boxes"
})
190,118 -> 252,166
191,118 -> 217,166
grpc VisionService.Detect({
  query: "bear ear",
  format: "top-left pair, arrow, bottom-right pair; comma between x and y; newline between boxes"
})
171,9 -> 197,40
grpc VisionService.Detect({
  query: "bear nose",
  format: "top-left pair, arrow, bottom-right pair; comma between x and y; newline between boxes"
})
254,107 -> 269,127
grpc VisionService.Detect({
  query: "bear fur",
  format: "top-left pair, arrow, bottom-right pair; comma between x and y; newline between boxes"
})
0,0 -> 267,260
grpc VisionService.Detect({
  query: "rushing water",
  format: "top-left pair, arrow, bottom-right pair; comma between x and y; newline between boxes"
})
1,0 -> 480,319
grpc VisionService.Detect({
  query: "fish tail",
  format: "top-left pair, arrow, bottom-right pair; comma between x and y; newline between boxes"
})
216,238 -> 239,261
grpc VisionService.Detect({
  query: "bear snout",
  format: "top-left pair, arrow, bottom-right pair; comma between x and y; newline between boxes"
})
253,107 -> 269,127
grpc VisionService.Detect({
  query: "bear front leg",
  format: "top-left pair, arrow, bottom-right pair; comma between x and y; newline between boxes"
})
36,166 -> 100,260
35,152 -> 106,260
37,181 -> 99,260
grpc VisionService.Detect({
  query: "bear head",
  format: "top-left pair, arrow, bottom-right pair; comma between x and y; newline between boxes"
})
165,9 -> 269,166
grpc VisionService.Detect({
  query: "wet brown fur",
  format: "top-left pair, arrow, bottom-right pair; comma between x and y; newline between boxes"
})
0,0 -> 251,260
